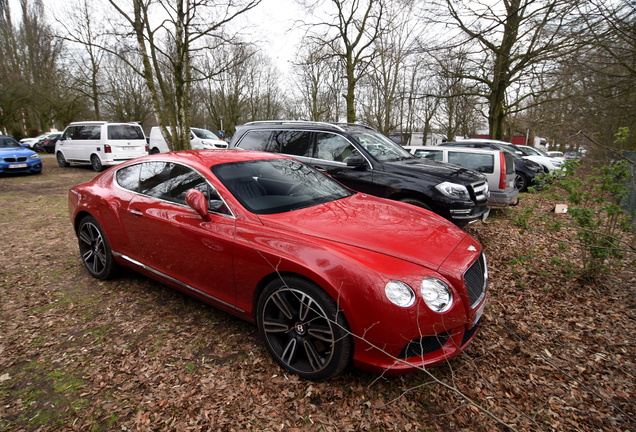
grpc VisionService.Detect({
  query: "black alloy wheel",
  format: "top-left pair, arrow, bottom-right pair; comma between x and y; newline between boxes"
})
77,216 -> 117,280
257,276 -> 352,380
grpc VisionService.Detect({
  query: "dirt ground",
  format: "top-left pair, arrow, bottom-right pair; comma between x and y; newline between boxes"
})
0,155 -> 634,431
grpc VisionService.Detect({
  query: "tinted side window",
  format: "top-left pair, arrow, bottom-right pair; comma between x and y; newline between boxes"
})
76,125 -> 101,140
448,152 -> 494,174
414,149 -> 443,161
236,130 -> 277,152
315,133 -> 357,162
116,164 -> 142,191
62,126 -> 77,140
108,125 -> 144,140
274,131 -> 312,157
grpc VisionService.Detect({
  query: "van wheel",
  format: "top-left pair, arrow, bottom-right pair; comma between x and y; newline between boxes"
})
56,152 -> 70,167
150,147 -> 160,154
91,155 -> 104,172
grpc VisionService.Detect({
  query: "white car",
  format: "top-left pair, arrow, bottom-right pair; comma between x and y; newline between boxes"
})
516,145 -> 565,171
148,126 -> 228,153
56,121 -> 148,171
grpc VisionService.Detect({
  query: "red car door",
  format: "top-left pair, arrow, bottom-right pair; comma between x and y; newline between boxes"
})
116,161 -> 237,309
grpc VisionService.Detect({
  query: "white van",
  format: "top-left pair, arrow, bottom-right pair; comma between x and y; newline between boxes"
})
148,126 -> 228,153
405,145 -> 519,207
56,121 -> 148,171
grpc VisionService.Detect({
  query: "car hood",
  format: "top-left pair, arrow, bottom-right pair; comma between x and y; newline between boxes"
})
381,158 -> 485,184
259,193 -> 469,270
0,147 -> 37,157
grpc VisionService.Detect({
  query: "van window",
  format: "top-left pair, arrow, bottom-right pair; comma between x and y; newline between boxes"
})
63,125 -> 101,140
236,130 -> 278,152
108,125 -> 144,140
448,152 -> 494,174
315,133 -> 357,162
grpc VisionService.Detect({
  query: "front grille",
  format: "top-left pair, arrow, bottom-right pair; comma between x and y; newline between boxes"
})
3,156 -> 27,163
469,181 -> 489,203
399,331 -> 451,359
464,253 -> 487,307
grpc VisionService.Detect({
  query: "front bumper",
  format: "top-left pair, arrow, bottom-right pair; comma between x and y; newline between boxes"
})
0,160 -> 42,174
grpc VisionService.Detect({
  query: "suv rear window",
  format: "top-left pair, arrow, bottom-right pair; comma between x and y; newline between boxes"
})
236,131 -> 277,152
107,125 -> 145,140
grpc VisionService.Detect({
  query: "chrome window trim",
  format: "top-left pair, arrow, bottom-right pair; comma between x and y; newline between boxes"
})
113,161 -> 236,219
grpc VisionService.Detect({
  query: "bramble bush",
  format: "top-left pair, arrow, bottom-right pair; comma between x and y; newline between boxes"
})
543,130 -> 635,282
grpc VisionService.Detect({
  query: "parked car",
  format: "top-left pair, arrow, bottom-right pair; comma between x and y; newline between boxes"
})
231,121 -> 490,226
20,133 -> 51,149
442,140 -> 542,192
405,146 -> 519,207
0,136 -> 42,175
68,149 -> 488,380
148,126 -> 228,153
513,144 -> 564,172
546,150 -> 565,160
34,132 -> 62,153
56,121 -> 148,172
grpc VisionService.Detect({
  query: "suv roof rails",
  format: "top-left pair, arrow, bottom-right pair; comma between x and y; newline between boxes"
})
243,120 -> 376,133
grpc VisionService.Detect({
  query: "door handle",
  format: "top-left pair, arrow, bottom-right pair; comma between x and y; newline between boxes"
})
129,209 -> 143,216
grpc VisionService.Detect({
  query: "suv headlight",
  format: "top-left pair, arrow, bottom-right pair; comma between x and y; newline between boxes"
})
435,182 -> 470,200
420,278 -> 453,312
29,153 -> 39,159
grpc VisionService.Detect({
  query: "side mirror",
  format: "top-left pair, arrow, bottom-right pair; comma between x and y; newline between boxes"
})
185,189 -> 211,221
345,154 -> 367,168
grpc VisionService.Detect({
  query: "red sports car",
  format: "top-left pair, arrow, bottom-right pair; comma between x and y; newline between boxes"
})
68,150 -> 487,380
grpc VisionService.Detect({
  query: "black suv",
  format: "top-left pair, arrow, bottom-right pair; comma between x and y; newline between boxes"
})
442,140 -> 543,192
231,121 -> 490,226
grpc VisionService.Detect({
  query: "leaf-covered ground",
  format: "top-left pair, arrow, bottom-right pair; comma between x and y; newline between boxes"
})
1,155 -> 634,431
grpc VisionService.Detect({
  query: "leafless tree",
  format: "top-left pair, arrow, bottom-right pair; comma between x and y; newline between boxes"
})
303,0 -> 386,123
425,0 -> 588,140
55,0 -> 107,119
104,0 -> 260,150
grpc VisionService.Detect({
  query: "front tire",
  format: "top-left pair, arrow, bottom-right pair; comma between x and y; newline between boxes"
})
399,198 -> 432,211
257,276 -> 352,380
56,151 -> 69,167
77,216 -> 118,280
91,155 -> 103,172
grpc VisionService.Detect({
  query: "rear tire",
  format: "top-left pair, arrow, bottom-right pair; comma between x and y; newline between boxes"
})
515,172 -> 528,192
56,151 -> 69,167
91,155 -> 104,172
77,216 -> 118,280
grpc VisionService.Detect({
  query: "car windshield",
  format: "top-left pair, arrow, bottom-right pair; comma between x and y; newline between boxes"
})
213,158 -> 354,215
349,130 -> 413,162
0,137 -> 21,148
192,128 -> 220,140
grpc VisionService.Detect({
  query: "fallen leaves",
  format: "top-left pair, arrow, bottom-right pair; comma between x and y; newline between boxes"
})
0,157 -> 634,431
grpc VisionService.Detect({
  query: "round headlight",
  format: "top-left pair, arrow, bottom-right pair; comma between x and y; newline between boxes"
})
385,281 -> 415,307
420,278 -> 453,312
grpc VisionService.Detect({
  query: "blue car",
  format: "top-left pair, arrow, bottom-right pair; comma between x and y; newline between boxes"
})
0,136 -> 42,174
